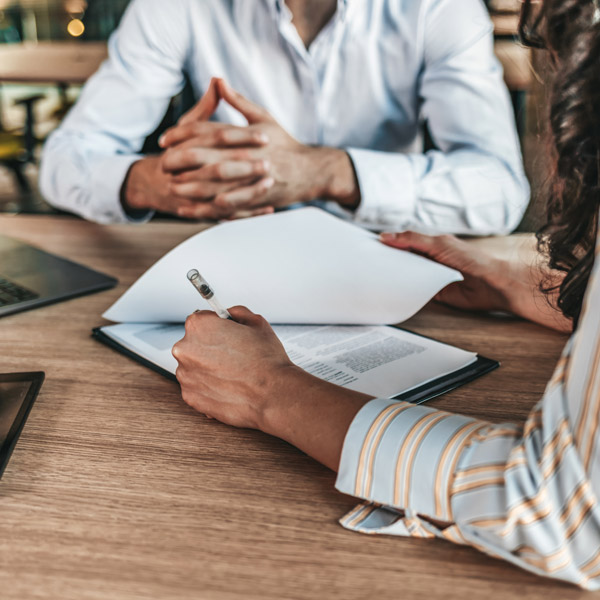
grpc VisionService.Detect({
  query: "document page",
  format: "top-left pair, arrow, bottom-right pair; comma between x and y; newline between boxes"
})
100,323 -> 477,398
103,208 -> 462,326
274,325 -> 477,397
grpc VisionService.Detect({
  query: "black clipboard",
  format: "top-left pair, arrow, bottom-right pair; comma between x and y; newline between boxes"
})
92,327 -> 498,404
93,327 -> 177,382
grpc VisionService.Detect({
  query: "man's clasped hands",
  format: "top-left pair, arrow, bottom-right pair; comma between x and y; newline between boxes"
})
122,78 -> 359,220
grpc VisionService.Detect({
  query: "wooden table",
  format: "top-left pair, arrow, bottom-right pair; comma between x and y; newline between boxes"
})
0,215 -> 586,600
0,42 -> 107,85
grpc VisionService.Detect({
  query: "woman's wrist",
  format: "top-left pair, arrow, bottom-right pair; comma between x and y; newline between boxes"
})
257,364 -> 374,471
257,364 -> 318,437
488,257 -> 572,332
477,256 -> 516,313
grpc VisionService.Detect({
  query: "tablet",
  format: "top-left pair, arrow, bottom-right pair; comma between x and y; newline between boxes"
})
0,372 -> 44,478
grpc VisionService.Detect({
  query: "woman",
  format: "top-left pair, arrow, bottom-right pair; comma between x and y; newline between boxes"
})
172,0 -> 600,588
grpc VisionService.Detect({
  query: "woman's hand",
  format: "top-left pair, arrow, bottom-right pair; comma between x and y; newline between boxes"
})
381,232 -> 572,333
380,232 -> 511,313
172,306 -> 373,470
172,306 -> 295,429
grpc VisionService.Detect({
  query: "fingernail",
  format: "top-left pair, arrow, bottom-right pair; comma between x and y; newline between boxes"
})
260,160 -> 271,173
380,232 -> 395,241
262,177 -> 275,189
158,134 -> 167,147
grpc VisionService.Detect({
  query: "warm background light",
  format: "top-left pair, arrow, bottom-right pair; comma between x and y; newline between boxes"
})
67,17 -> 84,37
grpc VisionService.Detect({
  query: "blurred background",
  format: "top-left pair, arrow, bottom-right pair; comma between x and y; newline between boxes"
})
0,0 -> 549,231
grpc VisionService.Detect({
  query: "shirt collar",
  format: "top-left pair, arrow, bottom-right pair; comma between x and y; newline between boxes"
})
266,0 -> 349,22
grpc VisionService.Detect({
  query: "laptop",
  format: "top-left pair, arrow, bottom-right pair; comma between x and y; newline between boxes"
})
0,234 -> 117,317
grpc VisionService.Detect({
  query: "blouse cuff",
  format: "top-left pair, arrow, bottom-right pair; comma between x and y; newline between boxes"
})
336,398 -> 487,525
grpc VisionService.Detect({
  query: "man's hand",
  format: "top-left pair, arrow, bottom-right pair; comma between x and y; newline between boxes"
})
121,78 -> 275,219
121,155 -> 189,217
159,119 -> 275,219
121,154 -> 276,220
160,79 -> 360,218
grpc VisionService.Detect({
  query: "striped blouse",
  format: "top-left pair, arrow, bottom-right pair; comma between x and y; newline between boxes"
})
336,239 -> 600,589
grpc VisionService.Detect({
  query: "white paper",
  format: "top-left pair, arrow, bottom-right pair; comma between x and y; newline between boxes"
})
100,323 -> 477,399
103,208 -> 461,325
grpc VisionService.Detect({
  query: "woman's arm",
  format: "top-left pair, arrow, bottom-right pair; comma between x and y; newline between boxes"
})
171,233 -> 571,469
172,306 -> 374,470
172,234 -> 600,588
173,291 -> 600,589
333,236 -> 600,589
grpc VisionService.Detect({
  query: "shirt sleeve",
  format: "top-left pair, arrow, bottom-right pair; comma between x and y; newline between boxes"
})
39,0 -> 191,224
337,241 -> 600,589
347,0 -> 529,236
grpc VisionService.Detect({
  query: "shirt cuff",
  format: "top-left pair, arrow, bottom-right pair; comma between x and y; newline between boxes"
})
90,154 -> 154,224
345,148 -> 416,230
335,398 -> 486,524
338,502 -> 470,543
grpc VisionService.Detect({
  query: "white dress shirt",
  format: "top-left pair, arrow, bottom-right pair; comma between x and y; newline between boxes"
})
40,0 -> 529,234
336,230 -> 600,589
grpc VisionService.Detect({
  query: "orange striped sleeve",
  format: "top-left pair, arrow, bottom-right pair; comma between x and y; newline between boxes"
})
335,226 -> 600,591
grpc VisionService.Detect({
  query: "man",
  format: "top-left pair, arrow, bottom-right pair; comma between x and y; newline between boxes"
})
40,0 -> 529,234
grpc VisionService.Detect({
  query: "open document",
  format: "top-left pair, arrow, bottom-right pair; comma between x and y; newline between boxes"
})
103,208 -> 462,325
96,322 -> 483,399
96,208 -> 497,400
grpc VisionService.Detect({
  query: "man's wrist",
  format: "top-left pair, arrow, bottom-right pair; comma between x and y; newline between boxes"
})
307,147 -> 361,209
120,157 -> 158,215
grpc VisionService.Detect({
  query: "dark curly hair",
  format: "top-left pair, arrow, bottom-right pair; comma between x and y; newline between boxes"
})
530,0 -> 600,328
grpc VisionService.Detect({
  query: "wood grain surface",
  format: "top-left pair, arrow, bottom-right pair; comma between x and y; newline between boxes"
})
0,215 -> 586,600
0,42 -> 107,84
